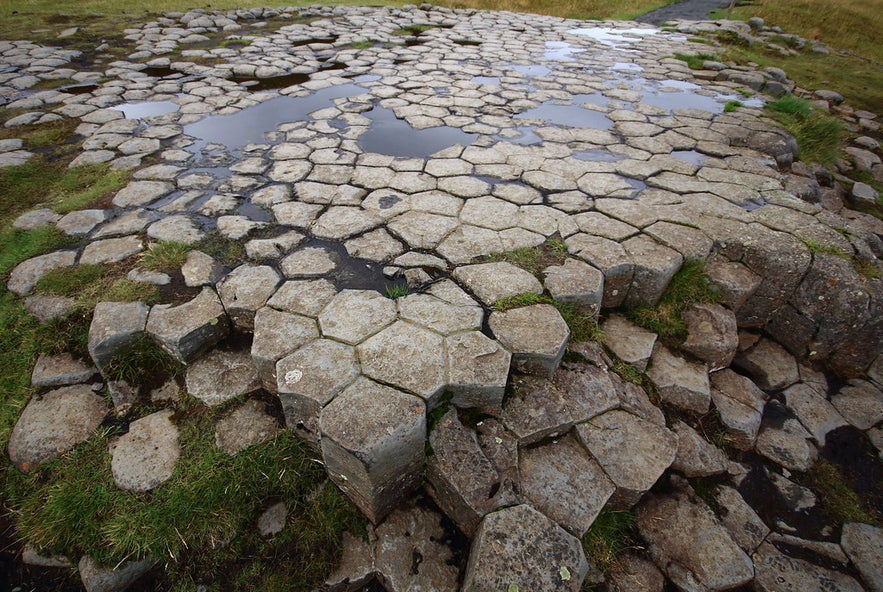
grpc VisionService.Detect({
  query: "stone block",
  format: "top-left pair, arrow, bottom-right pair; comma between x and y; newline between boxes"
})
215,399 -> 282,455
277,339 -> 360,444
831,380 -> 883,430
755,401 -> 818,471
109,409 -> 179,492
783,382 -> 848,446
146,287 -> 229,363
646,343 -> 710,413
602,314 -> 657,371
841,523 -> 883,592
566,233 -> 633,308
30,352 -> 96,388
710,369 -> 766,450
445,331 -> 511,415
670,420 -> 729,477
680,302 -> 738,370
88,301 -> 149,370
753,542 -> 864,592
453,261 -> 543,307
712,485 -> 769,553
462,504 -> 589,592
607,553 -> 665,592
217,264 -> 281,332
267,279 -> 337,318
489,304 -> 569,378
182,250 -> 225,287
398,293 -> 483,336
318,289 -> 397,345
8,251 -> 77,296
542,258 -> 604,316
320,377 -> 425,524
78,556 -> 154,592
519,434 -> 615,537
577,409 -> 678,508
623,235 -> 683,307
426,410 -> 500,536
251,307 -> 318,392
705,258 -> 761,312
185,348 -> 260,406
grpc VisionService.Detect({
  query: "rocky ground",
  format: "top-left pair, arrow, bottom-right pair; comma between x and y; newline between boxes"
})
2,3 -> 882,592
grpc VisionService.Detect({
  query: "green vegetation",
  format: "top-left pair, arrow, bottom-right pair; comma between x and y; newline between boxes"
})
481,239 -> 568,277
801,239 -> 883,279
392,24 -> 439,36
103,334 -> 183,385
580,508 -> 637,577
494,292 -> 549,312
494,293 -> 603,342
611,360 -> 645,385
723,100 -> 742,112
435,0 -> 678,20
195,232 -> 246,267
384,282 -> 409,299
674,52 -> 717,70
627,260 -> 720,341
808,459 -> 881,527
142,241 -> 191,272
35,264 -> 160,311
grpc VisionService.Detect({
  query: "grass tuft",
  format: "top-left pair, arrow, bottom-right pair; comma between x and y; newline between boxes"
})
480,239 -> 568,277
494,292 -> 549,312
674,52 -> 717,69
103,334 -> 183,385
724,100 -> 742,112
808,458 -> 881,526
581,508 -> 638,575
141,241 -> 190,272
384,283 -> 409,299
767,92 -> 844,167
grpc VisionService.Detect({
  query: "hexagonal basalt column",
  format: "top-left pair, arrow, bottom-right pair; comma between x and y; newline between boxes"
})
446,331 -> 511,415
276,339 -> 360,444
318,289 -> 397,345
251,307 -> 319,392
357,320 -> 447,409
489,304 -> 570,378
217,264 -> 281,332
320,377 -> 426,524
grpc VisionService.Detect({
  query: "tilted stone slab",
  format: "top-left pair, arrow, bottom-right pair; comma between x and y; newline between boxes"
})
215,399 -> 283,455
320,377 -> 426,524
276,339 -> 360,444
7,250 -> 77,296
80,235 -> 143,265
88,301 -> 149,370
755,401 -> 818,472
733,337 -> 800,391
646,343 -> 710,413
705,258 -> 762,312
31,352 -> 96,388
712,485 -> 769,553
426,409 -> 500,537
8,384 -> 108,471
446,331 -> 511,415
832,380 -> 883,431
577,409 -> 678,508
357,320 -> 447,407
146,287 -> 230,363
670,420 -> 729,477
185,348 -> 260,407
680,302 -> 738,370
462,504 -> 589,592
710,369 -> 766,450
318,289 -> 397,345
542,258 -> 604,316
841,523 -> 883,592
566,233 -> 633,308
602,314 -> 657,371
217,264 -> 281,332
489,304 -> 569,378
753,541 -> 864,592
520,434 -> 615,537
251,307 -> 318,392
636,478 -> 754,592
111,180 -> 174,207
607,553 -> 666,592
453,261 -> 543,308
182,250 -> 225,288
622,235 -> 683,307
110,409 -> 179,492
783,382 -> 848,446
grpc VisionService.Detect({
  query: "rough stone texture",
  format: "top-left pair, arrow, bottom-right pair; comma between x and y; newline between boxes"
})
706,259 -> 762,312
182,250 -> 225,287
755,401 -> 818,471
318,290 -> 397,345
783,382 -> 848,445
267,279 -> 337,318
831,380 -> 883,430
8,385 -> 108,471
185,348 -> 260,406
841,523 -> 883,592
680,303 -> 738,370
710,369 -> 766,450
320,377 -> 426,524
453,261 -> 543,307
753,542 -> 865,592
23,294 -> 75,323
671,420 -> 729,477
542,258 -> 604,315
646,343 -> 710,413
215,399 -> 283,455
88,301 -> 149,370
733,337 -> 800,390
109,409 -> 179,492
489,304 -> 569,378
57,209 -> 108,236
251,307 -> 318,392
217,264 -> 281,332
607,553 -> 665,592
445,331 -> 511,414
462,504 -> 589,592
30,352 -> 96,387
712,485 -> 769,553
636,478 -> 754,592
577,409 -> 678,508
426,410 -> 499,537
623,235 -> 683,307
602,314 -> 657,371
78,556 -> 154,592
146,288 -> 230,363
257,501 -> 287,537
7,250 -> 77,296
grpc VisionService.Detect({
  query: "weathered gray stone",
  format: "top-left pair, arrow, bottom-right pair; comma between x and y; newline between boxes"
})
31,352 -> 96,387
453,262 -> 543,307
277,339 -> 360,443
78,556 -> 154,592
841,523 -> 883,592
607,553 -> 665,592
357,321 -> 447,406
753,541 -> 864,592
602,314 -> 657,371
320,377 -> 426,524
783,382 -> 848,445
566,233 -> 633,308
832,380 -> 883,430
280,246 -> 337,277
21,545 -> 72,568
577,409 -> 678,508
257,501 -> 287,537
7,250 -> 77,296
80,236 -> 143,265
680,303 -> 738,370
705,259 -> 762,312
462,504 -> 589,592
215,399 -> 282,455
542,258 -> 604,316
251,307 -> 318,392
398,293 -> 483,336
520,434 -> 615,536
13,208 -> 60,231
23,294 -> 75,323
182,250 -> 225,287
489,304 -> 570,378
671,420 -> 729,477
110,409 -> 179,492
318,289 -> 397,345
217,264 -> 281,332
147,215 -> 204,244
56,209 -> 108,235
646,343 -> 710,413
710,369 -> 766,450
636,478 -> 754,592
445,331 -> 511,414
755,401 -> 818,471
623,235 -> 683,307
112,180 -> 174,207
266,279 -> 337,318
712,485 -> 769,553
146,288 -> 229,363
8,385 -> 108,471
88,301 -> 149,370
185,348 -> 260,406
426,409 -> 500,536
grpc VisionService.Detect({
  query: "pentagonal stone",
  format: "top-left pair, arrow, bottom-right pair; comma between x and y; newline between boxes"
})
215,399 -> 283,455
185,349 -> 260,406
79,236 -> 143,265
446,332 -> 511,415
520,434 -> 615,537
217,264 -> 281,332
841,523 -> 883,592
462,504 -> 589,592
318,289 -> 396,345
710,369 -> 766,450
7,250 -> 77,296
276,339 -> 360,444
646,343 -> 710,413
453,262 -> 542,308
251,307 -> 318,392
146,287 -> 230,363
783,382 -> 848,446
602,314 -> 657,371
357,321 -> 447,406
734,335 -> 800,389
93,210 -> 159,239
566,233 -> 633,308
31,352 -> 96,388
489,304 -> 569,378
671,420 -> 729,477
280,247 -> 337,278
542,258 -> 604,316
623,235 -> 683,308
681,303 -> 738,370
832,380 -> 883,431
753,542 -> 865,592
267,279 -> 337,318
147,215 -> 204,244
712,485 -> 769,553
182,250 -> 225,287
320,377 -> 426,524
109,409 -> 179,492
112,180 -> 174,207
387,211 -> 459,250
344,229 -> 403,262
88,301 -> 149,370
8,385 -> 108,471
57,209 -> 108,235
398,293 -> 483,336
426,409 -> 500,537
755,401 -> 818,472
312,206 -> 382,240
577,409 -> 678,508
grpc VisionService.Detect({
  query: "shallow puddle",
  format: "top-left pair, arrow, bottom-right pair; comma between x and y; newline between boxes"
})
470,76 -> 501,86
231,72 -> 311,91
356,106 -> 478,158
671,150 -> 707,166
544,41 -> 584,61
515,93 -> 611,130
110,100 -> 179,119
569,26 -> 666,50
573,149 -> 624,162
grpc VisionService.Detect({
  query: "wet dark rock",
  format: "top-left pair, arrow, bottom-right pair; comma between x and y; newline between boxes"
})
753,541 -> 864,592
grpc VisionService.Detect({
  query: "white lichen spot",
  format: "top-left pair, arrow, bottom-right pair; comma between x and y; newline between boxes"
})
284,369 -> 303,385
559,566 -> 571,581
